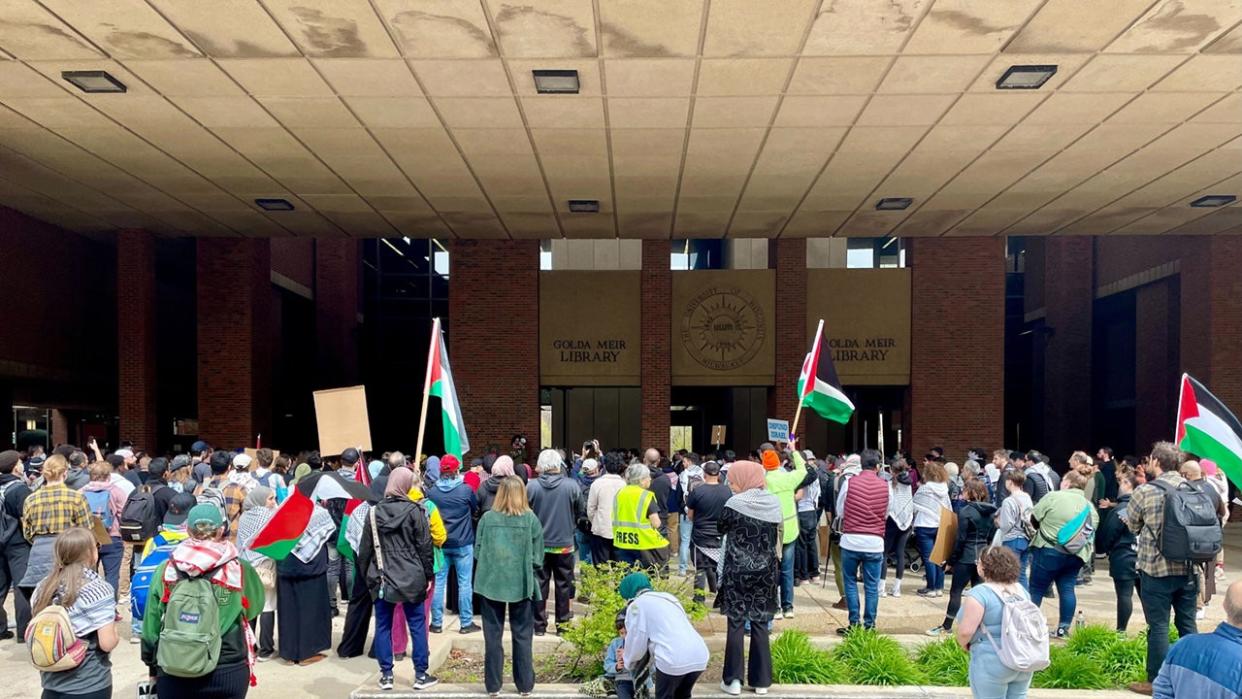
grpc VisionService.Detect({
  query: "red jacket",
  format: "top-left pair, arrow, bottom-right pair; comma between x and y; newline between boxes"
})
841,470 -> 888,538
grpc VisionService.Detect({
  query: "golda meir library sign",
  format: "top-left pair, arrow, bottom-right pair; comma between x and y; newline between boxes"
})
540,271 -> 641,386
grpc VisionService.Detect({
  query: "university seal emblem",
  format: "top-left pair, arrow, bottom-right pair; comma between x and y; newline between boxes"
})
680,287 -> 765,371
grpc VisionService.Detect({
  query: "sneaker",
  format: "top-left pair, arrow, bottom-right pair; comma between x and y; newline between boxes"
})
754,688 -> 768,696
429,624 -> 442,634
378,674 -> 394,691
891,579 -> 902,598
258,652 -> 274,662
720,680 -> 741,696
1128,682 -> 1153,696
917,588 -> 935,597
793,579 -> 802,588
926,626 -> 944,637
1053,626 -> 1069,639
832,598 -> 847,610
1216,565 -> 1226,581
414,673 -> 439,691
129,635 -> 141,645
835,626 -> 853,636
1196,608 -> 1206,620
535,629 -> 546,636
934,589 -> 943,598
782,608 -> 794,619
460,623 -> 482,634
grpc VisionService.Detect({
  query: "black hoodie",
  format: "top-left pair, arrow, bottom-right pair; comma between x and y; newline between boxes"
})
951,500 -> 999,566
478,475 -> 503,513
357,496 -> 435,604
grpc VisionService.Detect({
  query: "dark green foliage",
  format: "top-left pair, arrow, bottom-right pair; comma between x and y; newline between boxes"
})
1065,624 -> 1122,659
1096,635 -> 1147,686
915,638 -> 970,687
771,631 -> 844,684
1032,647 -> 1110,690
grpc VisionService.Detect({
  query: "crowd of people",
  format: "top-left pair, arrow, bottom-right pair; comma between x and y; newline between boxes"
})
1,435 -> 1239,699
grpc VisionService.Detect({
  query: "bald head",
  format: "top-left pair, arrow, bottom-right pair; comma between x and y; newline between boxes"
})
644,448 -> 660,466
1180,460 -> 1202,481
1226,581 -> 1242,628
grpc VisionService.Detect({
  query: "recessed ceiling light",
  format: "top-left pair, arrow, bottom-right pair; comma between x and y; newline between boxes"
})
995,64 -> 1058,90
875,197 -> 913,211
568,199 -> 599,213
1190,194 -> 1237,208
533,69 -> 580,94
61,70 -> 126,94
255,198 -> 294,211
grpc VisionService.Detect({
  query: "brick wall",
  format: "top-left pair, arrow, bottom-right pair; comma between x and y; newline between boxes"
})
117,229 -> 159,450
270,237 -> 315,292
1135,279 -> 1178,451
447,240 -> 540,456
196,238 -> 272,448
769,238 -> 807,438
641,240 -> 671,451
1042,237 -> 1094,461
315,239 -> 360,387
910,237 -> 1005,459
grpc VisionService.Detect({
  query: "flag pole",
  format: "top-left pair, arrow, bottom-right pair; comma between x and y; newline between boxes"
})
791,319 -> 824,439
791,401 -> 805,440
413,317 -> 439,466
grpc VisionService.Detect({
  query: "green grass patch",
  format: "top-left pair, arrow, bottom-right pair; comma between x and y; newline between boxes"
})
915,638 -> 970,687
1032,647 -> 1111,690
833,628 -> 926,686
771,631 -> 844,684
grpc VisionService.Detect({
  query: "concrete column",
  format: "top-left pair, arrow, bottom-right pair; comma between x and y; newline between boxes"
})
910,237 -> 1005,458
314,239 -> 360,387
640,240 -> 671,451
196,238 -> 272,447
448,240 -> 540,455
1182,236 -> 1242,412
117,229 -> 159,450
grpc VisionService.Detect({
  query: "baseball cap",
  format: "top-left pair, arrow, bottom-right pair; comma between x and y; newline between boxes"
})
115,448 -> 134,459
187,503 -> 224,529
170,454 -> 191,472
581,458 -> 599,475
190,440 -> 210,455
440,454 -> 461,474
233,453 -> 252,470
163,493 -> 199,526
802,449 -> 816,461
340,447 -> 361,465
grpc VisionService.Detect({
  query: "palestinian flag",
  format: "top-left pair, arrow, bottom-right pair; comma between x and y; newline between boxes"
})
1177,373 -> 1242,488
250,471 -> 372,560
796,319 -> 855,425
427,321 -> 469,459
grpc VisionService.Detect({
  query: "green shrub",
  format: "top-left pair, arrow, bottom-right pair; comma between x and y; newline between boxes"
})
915,638 -> 969,687
1096,635 -> 1147,686
560,562 -> 705,677
1032,647 -> 1110,690
833,628 -> 925,686
771,631 -> 844,684
1065,624 -> 1121,660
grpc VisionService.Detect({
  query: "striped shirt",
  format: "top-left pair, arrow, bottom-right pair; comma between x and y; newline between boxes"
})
34,569 -> 116,637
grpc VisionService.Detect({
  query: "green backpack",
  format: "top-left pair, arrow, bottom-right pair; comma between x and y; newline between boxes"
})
156,571 -> 223,677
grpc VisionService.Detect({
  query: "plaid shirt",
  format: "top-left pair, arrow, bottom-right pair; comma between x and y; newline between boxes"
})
1127,472 -> 1192,578
22,483 -> 93,542
203,477 -> 247,532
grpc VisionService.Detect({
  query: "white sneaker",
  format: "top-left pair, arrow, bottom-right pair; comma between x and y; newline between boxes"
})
783,608 -> 794,619
1197,608 -> 1206,620
754,688 -> 768,695
721,680 -> 741,696
935,589 -> 943,598
891,579 -> 902,598
129,636 -> 141,644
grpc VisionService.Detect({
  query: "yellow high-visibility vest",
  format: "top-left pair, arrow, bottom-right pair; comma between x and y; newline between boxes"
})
611,485 -> 668,550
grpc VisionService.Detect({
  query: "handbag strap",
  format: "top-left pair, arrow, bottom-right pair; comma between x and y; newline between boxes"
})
369,506 -> 384,573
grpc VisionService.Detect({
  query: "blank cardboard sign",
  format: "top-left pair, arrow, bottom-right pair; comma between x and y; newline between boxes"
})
313,385 -> 372,457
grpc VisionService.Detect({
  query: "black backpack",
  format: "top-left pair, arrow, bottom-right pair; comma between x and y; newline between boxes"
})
119,483 -> 164,543
0,482 -> 18,543
1151,480 -> 1222,563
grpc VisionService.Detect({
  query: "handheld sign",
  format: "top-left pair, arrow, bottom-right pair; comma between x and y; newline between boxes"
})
766,418 -> 790,443
313,385 -> 373,458
711,425 -> 727,446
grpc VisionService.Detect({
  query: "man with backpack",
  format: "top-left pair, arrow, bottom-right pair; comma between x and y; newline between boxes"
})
677,453 -> 704,576
1127,441 -> 1221,695
1021,452 -> 1059,505
0,450 -> 32,641
130,492 -> 195,642
120,457 -> 177,588
196,451 -> 247,539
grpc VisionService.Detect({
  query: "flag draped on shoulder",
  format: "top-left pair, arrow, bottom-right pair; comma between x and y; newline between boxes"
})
249,471 -> 372,561
428,321 -> 469,460
1177,373 -> 1242,488
797,319 -> 855,425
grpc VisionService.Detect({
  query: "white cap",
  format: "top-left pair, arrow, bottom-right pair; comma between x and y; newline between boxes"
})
232,453 -> 253,469
115,449 -> 134,459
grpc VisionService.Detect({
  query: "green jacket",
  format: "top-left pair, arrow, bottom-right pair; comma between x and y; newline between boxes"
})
473,510 -> 544,603
141,558 -> 265,669
1031,489 -> 1100,563
765,451 -> 816,545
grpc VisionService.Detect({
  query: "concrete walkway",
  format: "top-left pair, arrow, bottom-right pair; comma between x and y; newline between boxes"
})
350,683 -> 1139,699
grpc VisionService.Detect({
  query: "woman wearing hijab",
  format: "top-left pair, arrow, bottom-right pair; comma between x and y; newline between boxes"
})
237,486 -> 278,661
358,467 -> 438,692
716,460 -> 782,697
478,456 -> 516,513
276,492 -> 334,665
290,462 -> 313,486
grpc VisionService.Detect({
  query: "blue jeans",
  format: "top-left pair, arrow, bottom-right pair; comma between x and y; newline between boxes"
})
575,530 -> 593,566
840,548 -> 883,628
1029,547 -> 1083,629
98,535 -> 123,603
433,545 -> 474,627
374,599 -> 430,674
914,526 -> 944,590
969,647 -> 1032,699
1002,539 -> 1030,592
678,515 -> 692,574
779,542 -> 795,611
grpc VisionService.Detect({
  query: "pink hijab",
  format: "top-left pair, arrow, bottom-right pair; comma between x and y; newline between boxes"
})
385,466 -> 415,498
728,460 -> 767,493
490,455 -> 516,478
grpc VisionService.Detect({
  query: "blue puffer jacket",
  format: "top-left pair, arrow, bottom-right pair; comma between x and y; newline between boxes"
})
427,477 -> 479,548
1154,622 -> 1242,699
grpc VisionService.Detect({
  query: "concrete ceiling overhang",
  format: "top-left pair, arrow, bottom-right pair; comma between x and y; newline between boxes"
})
0,0 -> 1239,240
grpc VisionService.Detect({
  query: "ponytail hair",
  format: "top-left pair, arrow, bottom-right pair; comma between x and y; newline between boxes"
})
32,528 -> 97,613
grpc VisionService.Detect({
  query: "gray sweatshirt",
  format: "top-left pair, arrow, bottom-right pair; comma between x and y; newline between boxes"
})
996,490 -> 1034,543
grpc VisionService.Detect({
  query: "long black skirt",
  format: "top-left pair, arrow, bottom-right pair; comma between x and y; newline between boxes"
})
277,573 -> 332,663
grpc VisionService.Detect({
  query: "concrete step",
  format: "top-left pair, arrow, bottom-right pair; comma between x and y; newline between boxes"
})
351,683 -> 1138,699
